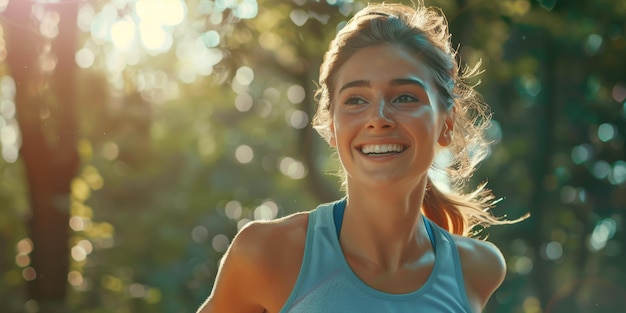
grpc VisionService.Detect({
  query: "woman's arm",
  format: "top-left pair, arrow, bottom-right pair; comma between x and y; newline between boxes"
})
456,236 -> 507,312
197,213 -> 308,313
197,223 -> 269,313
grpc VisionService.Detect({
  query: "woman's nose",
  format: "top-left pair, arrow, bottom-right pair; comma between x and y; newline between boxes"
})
367,101 -> 395,129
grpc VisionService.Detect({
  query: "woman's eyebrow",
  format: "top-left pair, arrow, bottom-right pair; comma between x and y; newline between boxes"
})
338,80 -> 370,94
389,78 -> 427,90
338,78 -> 427,94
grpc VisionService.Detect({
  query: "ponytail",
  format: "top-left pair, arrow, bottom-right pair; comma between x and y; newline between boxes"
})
422,177 -> 518,237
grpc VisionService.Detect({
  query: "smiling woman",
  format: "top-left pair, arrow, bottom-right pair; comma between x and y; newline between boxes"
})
197,2 -> 526,313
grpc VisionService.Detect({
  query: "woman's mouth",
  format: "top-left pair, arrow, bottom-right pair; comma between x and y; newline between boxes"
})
359,144 -> 407,156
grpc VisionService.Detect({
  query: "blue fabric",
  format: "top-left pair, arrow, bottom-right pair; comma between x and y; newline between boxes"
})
280,200 -> 472,313
333,198 -> 346,238
333,198 -> 435,251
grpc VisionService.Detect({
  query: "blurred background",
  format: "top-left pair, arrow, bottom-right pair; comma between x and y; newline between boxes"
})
0,0 -> 624,312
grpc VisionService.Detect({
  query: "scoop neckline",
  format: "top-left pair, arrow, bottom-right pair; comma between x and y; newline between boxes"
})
326,201 -> 442,301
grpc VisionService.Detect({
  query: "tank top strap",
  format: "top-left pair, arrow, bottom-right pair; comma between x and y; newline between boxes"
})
333,197 -> 347,238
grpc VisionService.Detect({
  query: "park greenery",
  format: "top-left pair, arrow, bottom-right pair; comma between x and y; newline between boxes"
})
0,0 -> 625,312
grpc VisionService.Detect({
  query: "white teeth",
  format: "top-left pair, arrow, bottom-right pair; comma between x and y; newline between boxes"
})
360,144 -> 405,154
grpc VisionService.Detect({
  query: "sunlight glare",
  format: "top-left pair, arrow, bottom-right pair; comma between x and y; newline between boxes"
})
111,18 -> 136,51
139,21 -> 171,53
135,0 -> 186,26
175,37 -> 223,82
163,0 -> 186,26
132,0 -> 185,54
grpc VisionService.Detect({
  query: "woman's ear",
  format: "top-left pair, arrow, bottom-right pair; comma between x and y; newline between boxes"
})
438,116 -> 454,147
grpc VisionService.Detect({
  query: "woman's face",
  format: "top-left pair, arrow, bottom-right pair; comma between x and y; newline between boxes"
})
330,43 -> 452,189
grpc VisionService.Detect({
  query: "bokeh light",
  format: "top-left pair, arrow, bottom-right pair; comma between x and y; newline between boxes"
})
589,218 -> 617,251
253,200 -> 278,220
191,226 -> 209,243
75,48 -> 95,68
571,144 -> 593,165
597,123 -> 616,142
279,156 -> 307,179
286,85 -> 305,104
224,200 -> 243,220
211,234 -> 229,252
235,66 -> 254,86
68,270 -> 84,287
235,93 -> 253,112
286,109 -> 309,129
234,145 -> 254,164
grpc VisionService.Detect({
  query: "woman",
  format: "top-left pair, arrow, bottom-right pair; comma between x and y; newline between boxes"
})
198,2 -> 524,312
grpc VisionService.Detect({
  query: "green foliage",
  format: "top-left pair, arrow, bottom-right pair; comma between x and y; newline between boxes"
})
0,0 -> 624,312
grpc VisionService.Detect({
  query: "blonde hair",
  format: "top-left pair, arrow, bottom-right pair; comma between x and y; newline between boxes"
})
313,2 -> 525,236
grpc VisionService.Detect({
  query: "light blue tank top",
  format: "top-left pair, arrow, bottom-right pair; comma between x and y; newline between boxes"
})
280,199 -> 473,313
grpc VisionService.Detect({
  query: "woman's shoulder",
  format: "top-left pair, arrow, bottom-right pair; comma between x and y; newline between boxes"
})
207,212 -> 310,312
232,211 -> 310,268
450,235 -> 506,310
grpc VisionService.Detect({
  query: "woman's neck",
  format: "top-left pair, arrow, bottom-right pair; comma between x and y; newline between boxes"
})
339,178 -> 432,272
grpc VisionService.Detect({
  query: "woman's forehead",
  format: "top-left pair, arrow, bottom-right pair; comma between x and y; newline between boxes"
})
333,44 -> 434,91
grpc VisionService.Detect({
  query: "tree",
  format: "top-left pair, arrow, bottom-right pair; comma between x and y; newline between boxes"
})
2,0 -> 80,311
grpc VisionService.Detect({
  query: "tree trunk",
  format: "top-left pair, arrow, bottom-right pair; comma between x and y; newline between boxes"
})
3,0 -> 80,310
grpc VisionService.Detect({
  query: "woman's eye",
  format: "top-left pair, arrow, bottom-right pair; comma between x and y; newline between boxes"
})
394,94 -> 419,103
344,97 -> 367,105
